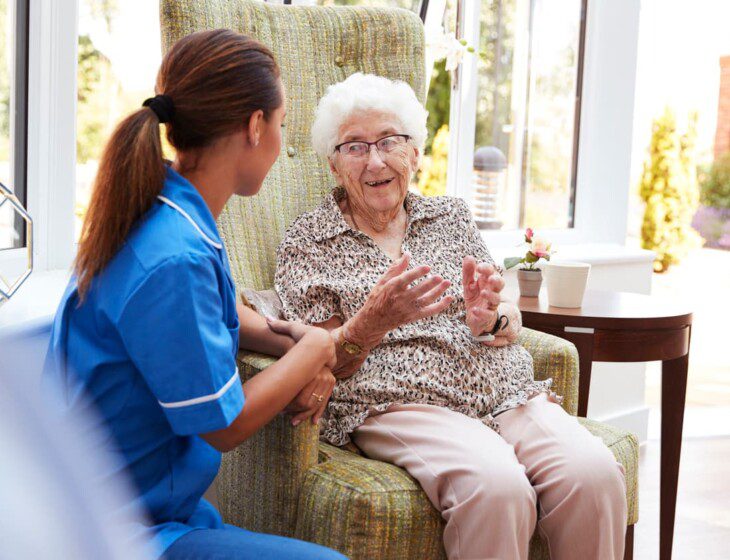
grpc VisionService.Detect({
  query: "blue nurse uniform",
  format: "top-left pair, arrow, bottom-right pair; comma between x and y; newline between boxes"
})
43,167 -> 345,560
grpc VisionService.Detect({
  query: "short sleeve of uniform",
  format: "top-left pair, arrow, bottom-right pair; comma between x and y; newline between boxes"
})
274,240 -> 342,325
118,254 -> 243,435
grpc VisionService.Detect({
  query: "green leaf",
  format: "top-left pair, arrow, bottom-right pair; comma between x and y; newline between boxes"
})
503,256 -> 523,270
524,251 -> 538,263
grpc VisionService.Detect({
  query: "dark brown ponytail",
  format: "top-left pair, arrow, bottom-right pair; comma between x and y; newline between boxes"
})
75,29 -> 281,299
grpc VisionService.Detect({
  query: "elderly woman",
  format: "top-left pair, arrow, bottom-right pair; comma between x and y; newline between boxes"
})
271,73 -> 627,560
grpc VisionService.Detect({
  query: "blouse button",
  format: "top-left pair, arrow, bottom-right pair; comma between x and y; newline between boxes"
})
335,55 -> 345,67
287,146 -> 297,157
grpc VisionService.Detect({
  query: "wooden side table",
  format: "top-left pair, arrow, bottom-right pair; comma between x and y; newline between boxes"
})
513,289 -> 692,560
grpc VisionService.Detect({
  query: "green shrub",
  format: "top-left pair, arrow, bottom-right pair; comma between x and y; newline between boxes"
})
699,151 -> 730,209
639,109 -> 702,272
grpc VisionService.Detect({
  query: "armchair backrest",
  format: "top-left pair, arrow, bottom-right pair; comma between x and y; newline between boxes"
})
160,0 -> 426,291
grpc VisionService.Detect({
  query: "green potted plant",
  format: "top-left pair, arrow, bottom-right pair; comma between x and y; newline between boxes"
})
503,228 -> 553,297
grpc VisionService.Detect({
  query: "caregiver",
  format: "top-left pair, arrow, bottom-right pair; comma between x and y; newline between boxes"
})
43,29 -> 345,560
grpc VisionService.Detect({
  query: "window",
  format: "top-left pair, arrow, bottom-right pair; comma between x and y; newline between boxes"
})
75,0 -> 162,239
470,0 -> 586,231
0,0 -> 29,251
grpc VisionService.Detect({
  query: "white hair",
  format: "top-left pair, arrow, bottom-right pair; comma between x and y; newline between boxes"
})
311,72 -> 428,160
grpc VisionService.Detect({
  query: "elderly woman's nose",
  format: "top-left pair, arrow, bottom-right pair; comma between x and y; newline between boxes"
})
365,146 -> 387,171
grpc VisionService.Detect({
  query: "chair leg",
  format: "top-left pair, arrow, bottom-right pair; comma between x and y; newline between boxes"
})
623,525 -> 634,560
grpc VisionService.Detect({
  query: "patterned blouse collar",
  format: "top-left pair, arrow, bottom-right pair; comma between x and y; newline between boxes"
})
310,186 -> 451,242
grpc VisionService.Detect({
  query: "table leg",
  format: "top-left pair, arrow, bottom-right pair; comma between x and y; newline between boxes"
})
660,352 -> 689,560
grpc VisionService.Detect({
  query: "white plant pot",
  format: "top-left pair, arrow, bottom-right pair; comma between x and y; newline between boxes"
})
544,261 -> 591,308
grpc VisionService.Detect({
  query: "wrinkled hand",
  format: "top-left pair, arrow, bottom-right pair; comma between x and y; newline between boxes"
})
351,253 -> 454,345
462,256 -> 504,336
284,365 -> 336,426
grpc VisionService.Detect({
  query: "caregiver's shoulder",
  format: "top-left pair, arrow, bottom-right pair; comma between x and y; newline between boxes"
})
123,200 -> 220,273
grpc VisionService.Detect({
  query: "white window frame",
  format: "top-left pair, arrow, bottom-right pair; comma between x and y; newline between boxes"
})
446,0 -> 641,249
7,0 -> 78,275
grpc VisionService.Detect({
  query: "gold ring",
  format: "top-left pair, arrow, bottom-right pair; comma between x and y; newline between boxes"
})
312,393 -> 324,403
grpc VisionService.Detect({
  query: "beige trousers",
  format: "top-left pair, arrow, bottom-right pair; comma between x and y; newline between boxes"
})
352,394 -> 627,560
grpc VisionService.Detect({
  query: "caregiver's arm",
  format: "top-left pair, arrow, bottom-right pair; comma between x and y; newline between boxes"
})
201,323 -> 335,452
237,302 -> 294,357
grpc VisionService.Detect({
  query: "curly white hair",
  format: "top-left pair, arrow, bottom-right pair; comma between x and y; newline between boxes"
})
310,72 -> 428,160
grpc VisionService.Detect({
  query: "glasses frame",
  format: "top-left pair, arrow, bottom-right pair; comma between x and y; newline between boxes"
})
334,134 -> 412,157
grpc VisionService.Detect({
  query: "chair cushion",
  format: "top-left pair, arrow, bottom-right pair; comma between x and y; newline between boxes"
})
295,419 -> 638,560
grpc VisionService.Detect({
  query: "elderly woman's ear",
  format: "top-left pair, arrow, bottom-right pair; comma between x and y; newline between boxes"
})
328,157 -> 344,186
410,146 -> 420,169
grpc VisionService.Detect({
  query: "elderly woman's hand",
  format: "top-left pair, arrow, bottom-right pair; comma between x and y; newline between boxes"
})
347,253 -> 454,347
462,256 -> 505,337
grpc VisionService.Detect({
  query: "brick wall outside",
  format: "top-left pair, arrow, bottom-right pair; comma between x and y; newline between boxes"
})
714,55 -> 730,159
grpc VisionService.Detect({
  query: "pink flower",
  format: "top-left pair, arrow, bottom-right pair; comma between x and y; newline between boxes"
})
525,227 -> 534,243
529,237 -> 551,257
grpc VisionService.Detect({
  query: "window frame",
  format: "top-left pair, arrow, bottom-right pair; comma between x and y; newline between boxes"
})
447,0 -> 642,249
0,0 -> 30,253
447,0 -> 589,244
21,0 -> 78,273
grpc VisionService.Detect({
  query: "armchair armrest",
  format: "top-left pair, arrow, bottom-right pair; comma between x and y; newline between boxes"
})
517,327 -> 579,415
216,350 -> 320,537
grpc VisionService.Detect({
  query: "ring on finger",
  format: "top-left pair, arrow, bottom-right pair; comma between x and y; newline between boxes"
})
311,393 -> 324,403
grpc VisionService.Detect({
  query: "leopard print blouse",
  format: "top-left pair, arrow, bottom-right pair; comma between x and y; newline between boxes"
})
275,188 -> 558,446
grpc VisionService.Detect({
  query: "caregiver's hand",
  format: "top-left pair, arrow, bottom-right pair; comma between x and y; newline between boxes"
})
266,318 -> 336,368
349,253 -> 454,347
462,256 -> 504,337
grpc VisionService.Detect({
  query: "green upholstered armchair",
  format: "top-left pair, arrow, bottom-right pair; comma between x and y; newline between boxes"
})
160,2 -> 638,558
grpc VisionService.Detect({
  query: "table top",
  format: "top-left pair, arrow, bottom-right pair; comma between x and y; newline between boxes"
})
509,289 -> 693,330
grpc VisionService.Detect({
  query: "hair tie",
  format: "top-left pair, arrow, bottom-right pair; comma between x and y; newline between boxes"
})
142,94 -> 175,123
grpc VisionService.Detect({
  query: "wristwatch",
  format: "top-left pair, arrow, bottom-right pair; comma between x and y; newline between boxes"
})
338,329 -> 364,355
473,314 -> 509,343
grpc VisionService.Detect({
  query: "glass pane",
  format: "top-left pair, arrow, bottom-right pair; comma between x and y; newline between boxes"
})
0,0 -> 22,250
472,0 -> 582,231
315,0 -> 420,11
76,0 -> 162,241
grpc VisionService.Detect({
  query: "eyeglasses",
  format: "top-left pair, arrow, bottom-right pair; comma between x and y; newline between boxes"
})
334,134 -> 411,158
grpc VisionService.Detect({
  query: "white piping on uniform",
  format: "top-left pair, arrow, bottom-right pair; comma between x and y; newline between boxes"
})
157,195 -> 223,249
158,368 -> 239,409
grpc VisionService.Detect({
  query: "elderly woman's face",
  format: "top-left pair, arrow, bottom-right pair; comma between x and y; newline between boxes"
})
329,110 -> 418,215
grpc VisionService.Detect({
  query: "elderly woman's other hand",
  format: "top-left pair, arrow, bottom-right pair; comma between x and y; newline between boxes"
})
462,256 -> 505,337
347,253 -> 454,348
266,318 -> 337,425
283,365 -> 337,426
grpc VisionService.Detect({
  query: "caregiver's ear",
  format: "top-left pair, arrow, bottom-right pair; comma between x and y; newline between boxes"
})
247,109 -> 265,147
